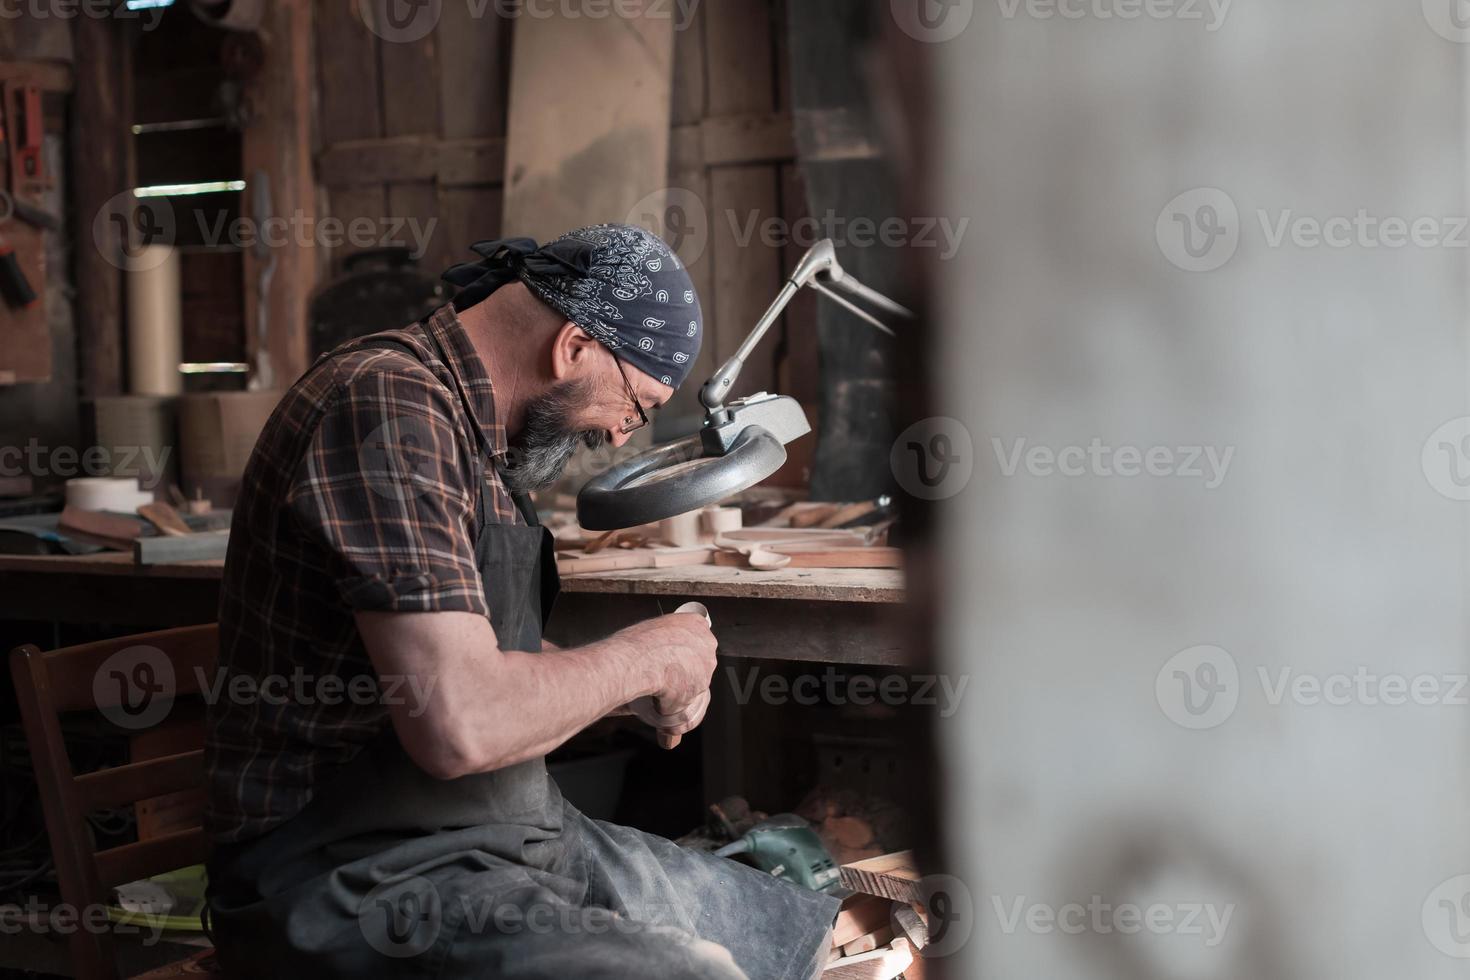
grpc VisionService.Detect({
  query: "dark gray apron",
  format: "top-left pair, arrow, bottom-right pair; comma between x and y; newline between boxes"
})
206,334 -> 838,979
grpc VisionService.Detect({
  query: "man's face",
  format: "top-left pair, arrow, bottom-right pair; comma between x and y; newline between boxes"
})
502,347 -> 673,492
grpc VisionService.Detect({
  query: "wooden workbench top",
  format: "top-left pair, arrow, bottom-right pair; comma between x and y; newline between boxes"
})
0,551 -> 226,579
558,564 -> 903,603
0,551 -> 904,603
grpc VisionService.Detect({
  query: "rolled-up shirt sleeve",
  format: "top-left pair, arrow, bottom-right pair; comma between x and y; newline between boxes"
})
285,356 -> 489,615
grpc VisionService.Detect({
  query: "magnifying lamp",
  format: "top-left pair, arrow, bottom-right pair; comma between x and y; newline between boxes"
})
576,238 -> 914,530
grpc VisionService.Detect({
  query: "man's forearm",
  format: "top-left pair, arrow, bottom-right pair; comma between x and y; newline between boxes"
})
357,610 -> 658,778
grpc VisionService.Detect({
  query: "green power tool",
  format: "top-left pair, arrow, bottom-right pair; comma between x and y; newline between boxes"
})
712,814 -> 843,894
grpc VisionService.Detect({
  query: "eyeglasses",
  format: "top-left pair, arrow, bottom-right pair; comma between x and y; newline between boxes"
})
613,356 -> 649,435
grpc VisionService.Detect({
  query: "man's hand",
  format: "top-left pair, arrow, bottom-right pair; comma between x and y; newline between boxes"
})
627,689 -> 712,749
613,613 -> 717,748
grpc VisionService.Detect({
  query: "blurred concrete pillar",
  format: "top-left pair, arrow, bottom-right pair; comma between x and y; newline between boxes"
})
925,1 -> 1470,977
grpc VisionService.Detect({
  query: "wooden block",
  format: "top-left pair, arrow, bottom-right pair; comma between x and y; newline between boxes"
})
822,938 -> 912,980
556,546 -> 712,576
138,501 -> 193,537
652,548 -> 715,569
700,505 -> 742,535
818,500 -> 882,529
58,506 -> 143,551
661,510 -> 704,547
773,546 -> 903,570
839,851 -> 921,904
891,904 -> 929,951
134,530 -> 230,565
790,502 -> 843,528
832,893 -> 890,948
824,815 -> 875,851
841,925 -> 892,957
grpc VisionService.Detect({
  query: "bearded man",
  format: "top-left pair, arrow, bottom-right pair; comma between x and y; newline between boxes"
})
203,225 -> 838,979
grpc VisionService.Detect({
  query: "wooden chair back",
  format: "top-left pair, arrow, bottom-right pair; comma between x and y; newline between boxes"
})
10,624 -> 218,980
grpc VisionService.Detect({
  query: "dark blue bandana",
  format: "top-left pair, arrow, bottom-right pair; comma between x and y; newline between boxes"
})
442,224 -> 704,389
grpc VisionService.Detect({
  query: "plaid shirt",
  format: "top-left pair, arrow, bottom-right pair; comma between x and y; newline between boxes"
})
205,306 -> 521,843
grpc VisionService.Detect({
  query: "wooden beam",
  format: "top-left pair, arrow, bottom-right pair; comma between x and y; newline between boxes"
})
72,17 -> 129,399
316,112 -> 860,194
0,60 -> 73,92
315,0 -> 382,146
318,136 -> 506,188
241,0 -> 317,387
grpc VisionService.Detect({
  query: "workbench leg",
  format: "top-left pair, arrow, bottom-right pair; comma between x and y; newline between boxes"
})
701,657 -> 745,806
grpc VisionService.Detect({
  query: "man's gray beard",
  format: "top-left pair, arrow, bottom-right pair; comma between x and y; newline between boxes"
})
502,380 -> 607,492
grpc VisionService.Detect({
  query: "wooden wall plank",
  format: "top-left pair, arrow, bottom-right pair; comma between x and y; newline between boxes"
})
387,181 -> 448,277
702,0 -> 784,403
779,161 -> 819,406
436,0 -> 510,139
709,165 -> 781,398
317,0 -> 383,145
379,28 -> 440,138
318,136 -> 504,188
773,0 -> 792,113
705,0 -> 775,116
241,0 -> 316,387
670,0 -> 706,127
657,167 -> 715,426
72,16 -> 128,398
437,185 -> 503,273
501,9 -> 674,242
325,184 -> 387,265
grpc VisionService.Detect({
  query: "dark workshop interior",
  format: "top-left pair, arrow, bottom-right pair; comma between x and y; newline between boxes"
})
2,1 -> 1463,979
0,2 -> 944,979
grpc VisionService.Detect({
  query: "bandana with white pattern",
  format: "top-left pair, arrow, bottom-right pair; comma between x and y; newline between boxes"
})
442,224 -> 704,389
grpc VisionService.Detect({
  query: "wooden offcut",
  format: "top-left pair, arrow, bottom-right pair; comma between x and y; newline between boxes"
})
57,507 -> 142,552
137,501 -> 193,537
841,925 -> 893,957
134,530 -> 230,566
822,938 -> 911,980
831,893 -> 890,948
839,851 -> 921,904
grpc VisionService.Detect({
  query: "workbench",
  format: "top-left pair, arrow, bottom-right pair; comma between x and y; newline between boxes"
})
0,554 -> 905,664
0,551 -> 908,806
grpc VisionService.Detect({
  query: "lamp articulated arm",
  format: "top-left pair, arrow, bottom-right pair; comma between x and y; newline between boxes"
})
577,239 -> 915,530
697,239 -> 915,415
